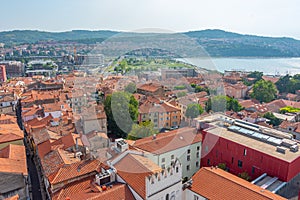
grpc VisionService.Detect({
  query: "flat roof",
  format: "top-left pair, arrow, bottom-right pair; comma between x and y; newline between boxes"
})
207,125 -> 300,162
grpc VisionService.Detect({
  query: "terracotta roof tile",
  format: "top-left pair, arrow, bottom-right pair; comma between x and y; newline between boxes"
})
41,149 -> 65,177
4,194 -> 19,200
139,100 -> 180,114
0,144 -> 27,175
137,83 -> 163,93
189,167 -> 286,200
48,159 -> 101,185
114,153 -> 158,199
133,127 -> 202,154
52,177 -> 135,200
0,144 -> 26,160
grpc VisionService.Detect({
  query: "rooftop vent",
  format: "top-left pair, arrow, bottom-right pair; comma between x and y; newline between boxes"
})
282,139 -> 297,148
115,138 -> 128,153
276,146 -> 288,154
95,169 -> 116,186
290,145 -> 299,152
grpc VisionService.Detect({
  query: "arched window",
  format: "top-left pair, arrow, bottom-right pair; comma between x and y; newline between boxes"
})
166,193 -> 169,200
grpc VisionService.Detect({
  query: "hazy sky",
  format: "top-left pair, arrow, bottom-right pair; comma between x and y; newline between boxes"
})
1,0 -> 300,38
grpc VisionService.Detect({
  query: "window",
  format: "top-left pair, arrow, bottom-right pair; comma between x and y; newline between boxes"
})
252,166 -> 255,174
186,165 -> 190,171
187,155 -> 191,161
207,159 -> 210,165
231,157 -> 234,164
194,195 -> 199,200
196,152 -> 199,158
162,158 -> 165,163
244,149 -> 247,156
171,155 -> 174,160
187,149 -> 191,154
197,146 -> 200,151
176,167 -> 179,173
238,160 -> 243,168
196,161 -> 199,167
161,164 -> 165,169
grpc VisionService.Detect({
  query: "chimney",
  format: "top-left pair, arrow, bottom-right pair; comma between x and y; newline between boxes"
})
152,134 -> 156,140
75,137 -> 79,151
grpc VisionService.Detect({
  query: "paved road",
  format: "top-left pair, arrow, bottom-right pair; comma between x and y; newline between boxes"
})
25,142 -> 43,200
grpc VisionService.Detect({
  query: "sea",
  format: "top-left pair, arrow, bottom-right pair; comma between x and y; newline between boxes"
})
178,57 -> 300,75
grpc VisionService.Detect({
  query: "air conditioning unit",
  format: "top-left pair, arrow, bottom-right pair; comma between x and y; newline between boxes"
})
290,145 -> 299,152
75,152 -> 83,158
95,169 -> 116,186
115,138 -> 128,152
276,146 -> 287,154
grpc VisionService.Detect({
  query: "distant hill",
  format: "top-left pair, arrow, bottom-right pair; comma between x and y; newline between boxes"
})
1,29 -> 300,57
0,30 -> 118,44
184,29 -> 300,57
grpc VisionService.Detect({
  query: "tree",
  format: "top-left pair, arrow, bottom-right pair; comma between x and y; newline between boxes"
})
276,75 -> 293,93
280,106 -> 300,114
247,71 -> 263,82
104,92 -> 138,138
251,80 -> 277,103
217,163 -> 227,170
226,97 -> 243,112
263,112 -> 282,126
276,74 -> 300,94
128,121 -> 157,140
238,172 -> 251,181
124,82 -> 137,93
195,86 -> 209,93
177,91 -> 187,98
186,103 -> 204,119
205,98 -> 212,113
210,95 -> 227,112
205,96 -> 243,113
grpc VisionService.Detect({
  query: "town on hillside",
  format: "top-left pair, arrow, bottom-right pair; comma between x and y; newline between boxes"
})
0,54 -> 300,200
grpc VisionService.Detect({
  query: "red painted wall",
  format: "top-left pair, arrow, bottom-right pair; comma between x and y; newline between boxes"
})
200,130 -> 300,182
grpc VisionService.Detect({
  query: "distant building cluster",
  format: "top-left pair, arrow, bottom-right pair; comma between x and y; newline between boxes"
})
0,62 -> 300,200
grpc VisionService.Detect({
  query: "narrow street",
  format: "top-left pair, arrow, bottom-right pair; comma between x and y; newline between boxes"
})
26,155 -> 43,200
24,138 -> 44,200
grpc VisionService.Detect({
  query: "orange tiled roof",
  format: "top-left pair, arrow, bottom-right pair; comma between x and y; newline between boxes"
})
52,177 -> 135,200
48,159 -> 101,185
26,114 -> 53,128
0,133 -> 23,144
189,167 -> 287,200
0,144 -> 27,175
114,153 -> 157,199
262,76 -> 280,84
133,127 -> 202,154
139,100 -> 180,114
41,149 -> 65,177
137,83 -> 163,93
4,194 -> 19,200
239,99 -> 260,109
0,144 -> 26,160
51,133 -> 82,150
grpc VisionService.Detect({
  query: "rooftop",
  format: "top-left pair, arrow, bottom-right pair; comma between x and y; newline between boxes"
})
0,144 -> 27,175
189,167 -> 286,200
202,114 -> 300,162
133,127 -> 202,155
